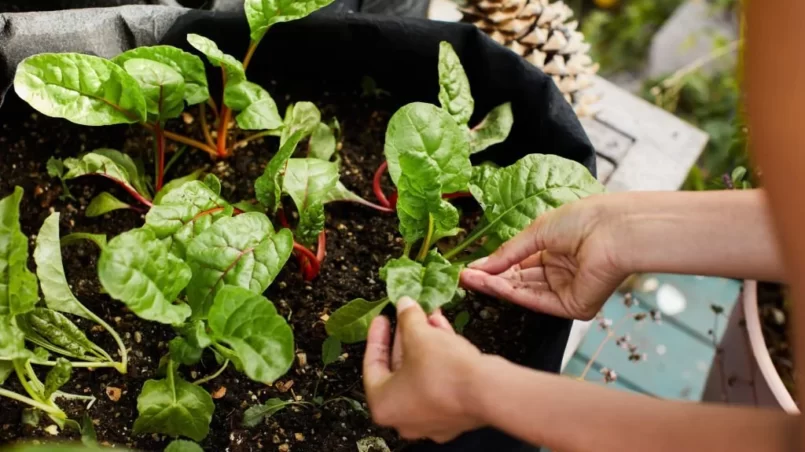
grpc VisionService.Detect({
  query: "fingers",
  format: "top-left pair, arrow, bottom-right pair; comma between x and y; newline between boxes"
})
363,315 -> 392,388
428,309 -> 455,333
391,318 -> 403,371
460,269 -> 567,317
468,219 -> 546,275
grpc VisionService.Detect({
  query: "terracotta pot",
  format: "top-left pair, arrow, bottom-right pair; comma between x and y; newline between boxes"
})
702,280 -> 798,413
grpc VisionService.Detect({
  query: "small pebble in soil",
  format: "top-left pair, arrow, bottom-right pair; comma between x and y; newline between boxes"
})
45,425 -> 59,436
211,386 -> 227,399
105,386 -> 122,402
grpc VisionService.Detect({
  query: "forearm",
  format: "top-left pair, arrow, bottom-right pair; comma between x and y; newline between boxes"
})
470,356 -> 799,452
606,189 -> 784,281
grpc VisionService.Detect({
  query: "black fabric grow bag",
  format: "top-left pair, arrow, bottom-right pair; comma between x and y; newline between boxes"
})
0,6 -> 595,452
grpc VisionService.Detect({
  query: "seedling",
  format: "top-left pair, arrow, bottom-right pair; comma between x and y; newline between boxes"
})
326,42 -> 605,343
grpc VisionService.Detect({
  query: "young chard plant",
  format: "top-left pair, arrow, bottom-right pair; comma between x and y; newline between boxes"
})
326,42 -> 605,343
1,188 -> 124,429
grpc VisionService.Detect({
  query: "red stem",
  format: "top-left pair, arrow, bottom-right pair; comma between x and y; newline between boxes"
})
293,242 -> 320,281
155,122 -> 166,192
97,175 -> 153,208
373,161 -> 391,208
443,192 -> 473,200
316,231 -> 326,263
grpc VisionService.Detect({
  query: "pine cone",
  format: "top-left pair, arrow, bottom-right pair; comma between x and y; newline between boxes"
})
460,0 -> 599,115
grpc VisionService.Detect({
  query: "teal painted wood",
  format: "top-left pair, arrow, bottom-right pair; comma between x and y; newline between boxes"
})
564,275 -> 742,401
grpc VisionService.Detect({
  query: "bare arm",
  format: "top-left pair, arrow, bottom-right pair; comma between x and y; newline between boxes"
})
469,355 -> 798,452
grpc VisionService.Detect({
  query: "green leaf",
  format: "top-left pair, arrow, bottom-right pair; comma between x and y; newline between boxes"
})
22,308 -> 99,358
396,157 -> 460,245
34,213 -> 92,319
321,336 -> 341,366
437,41 -> 474,125
13,53 -> 147,125
92,149 -> 150,198
453,310 -> 470,334
165,440 -> 204,452
470,102 -> 513,154
245,0 -> 336,42
0,187 -> 38,316
33,347 -> 50,361
63,151 -> 140,196
477,154 -> 605,242
146,181 -> 233,259
61,233 -> 107,249
233,200 -> 265,213
169,337 -> 202,366
112,46 -> 209,105
208,286 -> 294,384
468,162 -> 499,210
0,315 -> 31,359
281,101 -> 321,143
325,298 -> 390,344
380,252 -> 462,313
86,192 -> 131,217
309,122 -> 336,161
153,169 -> 205,205
178,320 -> 212,349
47,157 -> 74,200
321,181 -> 366,204
283,158 -> 339,245
202,174 -> 221,196
44,358 -> 72,398
80,414 -> 97,446
133,367 -> 214,441
224,81 -> 282,131
731,166 -> 747,184
186,213 -> 293,319
384,102 -> 471,194
186,34 -> 245,83
98,228 -> 192,325
357,437 -> 391,452
0,360 -> 13,384
254,129 -> 306,212
21,409 -> 40,427
121,58 -> 185,120
242,398 -> 290,428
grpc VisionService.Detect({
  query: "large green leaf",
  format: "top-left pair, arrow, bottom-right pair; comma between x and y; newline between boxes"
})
470,102 -> 513,154
0,315 -> 31,359
325,298 -> 390,344
34,213 -> 92,319
208,286 -> 294,384
145,181 -> 233,259
153,169 -> 204,205
0,187 -> 38,316
133,367 -> 214,441
380,252 -> 462,313
185,213 -> 293,318
224,81 -> 282,130
98,228 -> 192,325
282,158 -> 339,245
308,121 -> 336,161
437,41 -> 474,125
280,102 -> 321,143
86,192 -> 131,217
384,102 -> 471,194
478,154 -> 605,241
186,34 -> 245,83
121,58 -> 186,120
467,162 -> 499,210
169,337 -> 202,366
245,0 -> 335,42
254,129 -> 306,212
0,360 -> 12,384
112,46 -> 209,105
14,53 -> 146,125
395,154 -> 460,245
43,358 -> 72,398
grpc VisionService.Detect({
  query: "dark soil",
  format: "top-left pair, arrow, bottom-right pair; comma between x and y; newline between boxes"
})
0,85 -> 537,451
757,282 -> 797,401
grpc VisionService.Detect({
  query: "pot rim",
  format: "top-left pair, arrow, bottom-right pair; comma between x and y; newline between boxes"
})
742,280 -> 799,413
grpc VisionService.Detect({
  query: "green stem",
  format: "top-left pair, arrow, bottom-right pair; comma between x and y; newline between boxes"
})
0,387 -> 64,416
2,358 -> 122,370
416,214 -> 435,262
443,220 -> 498,261
52,391 -> 95,402
14,361 -> 43,403
228,129 -> 281,152
403,242 -> 413,258
85,313 -> 128,374
23,336 -> 102,362
25,362 -> 44,393
163,145 -> 188,177
313,365 -> 327,400
193,359 -> 230,385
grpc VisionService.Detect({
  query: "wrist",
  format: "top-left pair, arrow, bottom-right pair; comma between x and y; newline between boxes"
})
461,354 -> 510,426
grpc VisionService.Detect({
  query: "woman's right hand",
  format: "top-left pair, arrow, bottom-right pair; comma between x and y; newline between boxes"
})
460,194 -> 630,320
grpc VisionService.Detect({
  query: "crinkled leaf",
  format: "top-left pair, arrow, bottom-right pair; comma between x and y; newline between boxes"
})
224,81 -> 282,130
113,45 -> 209,105
153,169 -> 204,205
208,286 -> 294,384
396,156 -> 460,245
186,34 -> 245,83
470,102 -> 513,154
325,298 -> 390,344
437,41 -> 474,125
178,320 -> 212,349
186,213 -> 293,319
133,368 -> 214,442
145,181 -> 233,259
0,360 -> 13,384
23,308 -> 98,358
254,129 -> 306,212
33,347 -> 50,361
44,358 -> 72,398
0,315 -> 31,359
121,58 -> 185,120
92,149 -> 150,198
357,437 -> 391,452
245,0 -> 335,42
165,440 -> 204,452
63,151 -> 140,197
321,336 -> 341,366
384,102 -> 471,194
202,173 -> 221,196
283,158 -> 338,245
233,200 -> 265,213
61,232 -> 107,249
86,192 -> 131,217
34,213 -> 91,319
468,162 -> 499,210
14,53 -> 146,125
0,187 -> 38,316
169,337 -> 202,366
478,154 -> 605,241
280,101 -> 321,144
380,252 -> 461,313
99,228 -> 192,325
242,398 -> 290,428
309,122 -> 336,161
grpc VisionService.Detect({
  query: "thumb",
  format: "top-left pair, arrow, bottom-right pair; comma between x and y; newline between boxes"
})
469,217 -> 547,275
396,296 -> 428,339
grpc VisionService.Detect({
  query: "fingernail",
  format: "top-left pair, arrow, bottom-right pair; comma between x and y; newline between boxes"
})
468,257 -> 488,269
396,297 -> 417,312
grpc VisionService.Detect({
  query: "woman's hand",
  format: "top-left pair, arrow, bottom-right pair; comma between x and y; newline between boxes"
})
363,297 -> 486,443
461,194 -> 626,320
